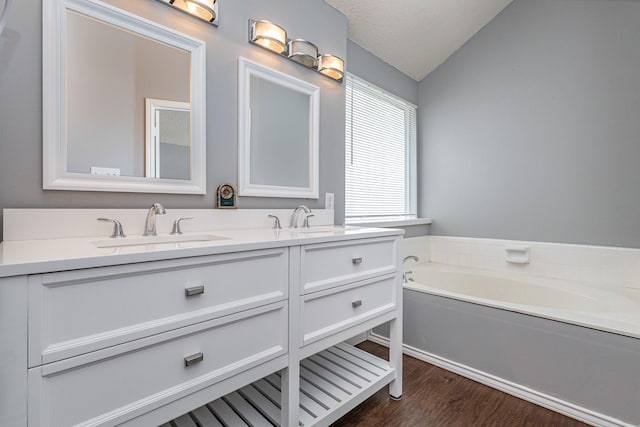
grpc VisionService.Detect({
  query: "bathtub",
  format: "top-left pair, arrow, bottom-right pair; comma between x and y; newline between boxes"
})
405,263 -> 640,339
372,263 -> 640,426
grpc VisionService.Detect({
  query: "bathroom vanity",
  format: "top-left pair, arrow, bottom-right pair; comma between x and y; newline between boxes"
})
0,209 -> 403,426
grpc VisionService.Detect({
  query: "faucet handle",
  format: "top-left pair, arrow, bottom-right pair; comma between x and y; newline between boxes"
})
303,214 -> 315,228
97,218 -> 126,238
268,215 -> 282,230
171,217 -> 193,235
403,270 -> 414,283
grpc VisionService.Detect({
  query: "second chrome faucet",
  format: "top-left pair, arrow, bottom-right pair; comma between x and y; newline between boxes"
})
143,203 -> 166,236
290,205 -> 312,228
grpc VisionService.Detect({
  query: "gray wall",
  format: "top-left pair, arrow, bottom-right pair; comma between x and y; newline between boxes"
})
0,0 -> 346,240
419,0 -> 640,248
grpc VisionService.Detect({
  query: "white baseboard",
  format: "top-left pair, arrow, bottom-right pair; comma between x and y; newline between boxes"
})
366,332 -> 632,427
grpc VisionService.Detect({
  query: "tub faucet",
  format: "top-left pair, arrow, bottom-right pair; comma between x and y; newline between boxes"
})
143,203 -> 166,236
403,270 -> 414,283
290,205 -> 311,228
403,255 -> 419,283
404,255 -> 420,263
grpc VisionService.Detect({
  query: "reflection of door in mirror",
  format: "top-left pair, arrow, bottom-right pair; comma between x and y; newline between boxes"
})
65,9 -> 191,178
145,99 -> 191,180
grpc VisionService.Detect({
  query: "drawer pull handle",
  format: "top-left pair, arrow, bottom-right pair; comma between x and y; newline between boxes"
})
184,352 -> 204,367
185,285 -> 205,297
352,257 -> 363,265
352,300 -> 362,308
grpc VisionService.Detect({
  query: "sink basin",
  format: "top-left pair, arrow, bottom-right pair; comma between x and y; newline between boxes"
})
93,234 -> 229,248
290,226 -> 344,234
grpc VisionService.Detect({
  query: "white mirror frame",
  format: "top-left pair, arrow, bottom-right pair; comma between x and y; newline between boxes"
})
43,0 -> 207,194
238,57 -> 320,199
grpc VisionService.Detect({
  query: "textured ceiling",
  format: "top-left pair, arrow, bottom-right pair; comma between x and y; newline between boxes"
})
325,0 -> 513,81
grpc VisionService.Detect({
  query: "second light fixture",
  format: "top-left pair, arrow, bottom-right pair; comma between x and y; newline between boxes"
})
249,19 -> 344,82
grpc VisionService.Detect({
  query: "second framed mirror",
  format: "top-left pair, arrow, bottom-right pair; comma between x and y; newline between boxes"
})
238,57 -> 319,199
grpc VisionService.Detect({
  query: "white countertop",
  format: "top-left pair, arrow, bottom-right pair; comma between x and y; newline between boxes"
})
0,226 -> 403,278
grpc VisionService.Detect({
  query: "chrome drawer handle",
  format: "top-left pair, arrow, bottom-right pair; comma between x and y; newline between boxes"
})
185,285 -> 205,297
352,300 -> 362,308
352,257 -> 363,265
184,352 -> 204,367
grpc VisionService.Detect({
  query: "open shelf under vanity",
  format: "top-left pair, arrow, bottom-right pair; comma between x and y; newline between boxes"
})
164,343 -> 395,427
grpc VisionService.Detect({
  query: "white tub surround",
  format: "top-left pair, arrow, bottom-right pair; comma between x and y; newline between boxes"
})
382,235 -> 640,427
0,209 -> 403,427
401,235 -> 431,264
429,235 -> 640,290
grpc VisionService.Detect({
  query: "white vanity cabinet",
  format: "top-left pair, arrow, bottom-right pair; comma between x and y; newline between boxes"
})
0,229 -> 403,427
27,248 -> 290,427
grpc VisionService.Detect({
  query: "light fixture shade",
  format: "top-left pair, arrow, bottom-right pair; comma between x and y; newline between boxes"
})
317,54 -> 344,81
170,0 -> 216,22
250,20 -> 287,54
288,39 -> 318,68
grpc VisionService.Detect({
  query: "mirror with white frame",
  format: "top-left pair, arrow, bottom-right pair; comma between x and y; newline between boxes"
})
43,0 -> 206,194
238,57 -> 319,199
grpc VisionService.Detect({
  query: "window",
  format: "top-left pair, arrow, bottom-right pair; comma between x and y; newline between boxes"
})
345,74 -> 417,223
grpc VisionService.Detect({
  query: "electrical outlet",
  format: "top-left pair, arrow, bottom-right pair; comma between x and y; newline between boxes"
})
325,193 -> 335,209
91,166 -> 121,176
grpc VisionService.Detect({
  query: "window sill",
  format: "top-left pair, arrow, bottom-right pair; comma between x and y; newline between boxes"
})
346,217 -> 432,228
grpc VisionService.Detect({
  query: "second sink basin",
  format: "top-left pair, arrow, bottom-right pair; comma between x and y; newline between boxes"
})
288,226 -> 345,235
93,234 -> 229,248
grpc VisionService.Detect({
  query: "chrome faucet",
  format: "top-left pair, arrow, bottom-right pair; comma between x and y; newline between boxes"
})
290,205 -> 311,228
403,255 -> 420,283
143,203 -> 166,236
404,255 -> 419,263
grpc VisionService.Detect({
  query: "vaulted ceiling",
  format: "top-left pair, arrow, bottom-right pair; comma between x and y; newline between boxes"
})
325,0 -> 513,81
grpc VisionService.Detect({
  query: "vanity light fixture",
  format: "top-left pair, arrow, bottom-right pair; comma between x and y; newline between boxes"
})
250,20 -> 287,54
318,54 -> 344,81
288,39 -> 318,68
155,0 -> 218,25
248,19 -> 344,82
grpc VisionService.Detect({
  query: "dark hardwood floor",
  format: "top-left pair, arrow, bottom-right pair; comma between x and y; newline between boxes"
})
331,341 -> 590,427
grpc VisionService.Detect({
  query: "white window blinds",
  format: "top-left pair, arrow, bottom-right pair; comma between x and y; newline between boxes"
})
345,74 -> 417,221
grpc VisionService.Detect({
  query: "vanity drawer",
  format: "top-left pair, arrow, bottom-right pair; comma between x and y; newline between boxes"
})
29,248 -> 288,366
300,237 -> 398,294
300,274 -> 397,346
28,302 -> 287,427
